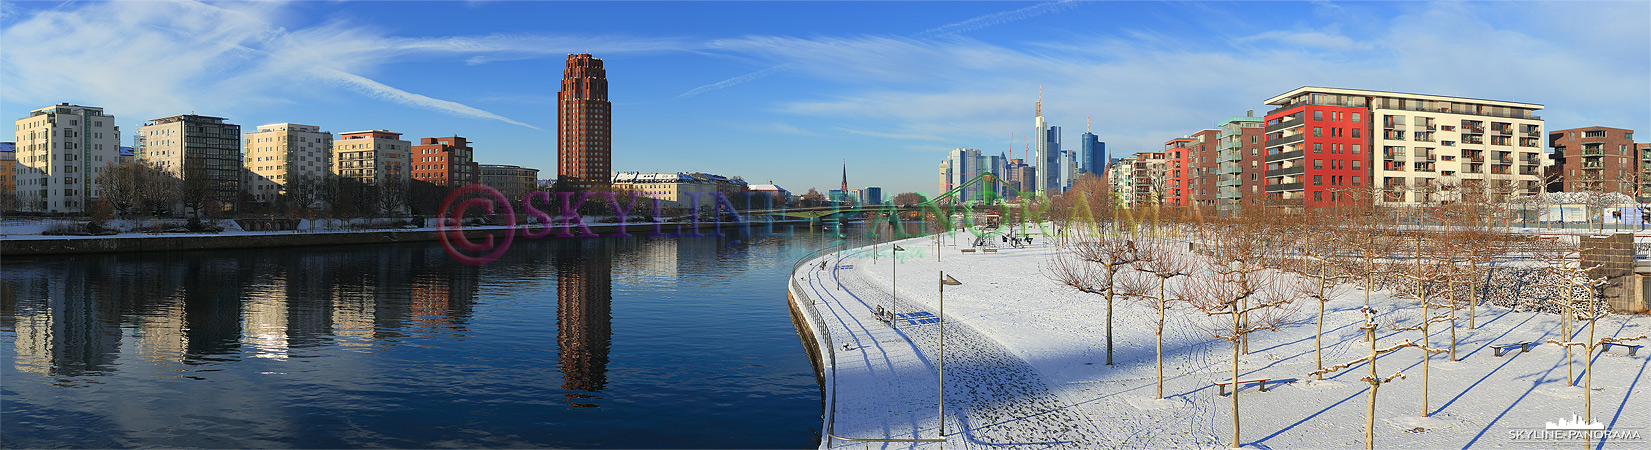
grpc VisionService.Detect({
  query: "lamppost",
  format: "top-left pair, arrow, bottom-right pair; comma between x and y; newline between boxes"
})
891,244 -> 905,329
938,271 -> 961,436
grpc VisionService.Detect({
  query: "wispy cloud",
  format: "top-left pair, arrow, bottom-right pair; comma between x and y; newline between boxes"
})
677,64 -> 792,99
0,1 -> 681,129
919,0 -> 1082,37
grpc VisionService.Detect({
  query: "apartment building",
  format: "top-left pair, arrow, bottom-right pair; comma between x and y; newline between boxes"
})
138,114 -> 243,211
611,172 -> 719,210
1190,129 -> 1221,208
12,103 -> 122,212
333,130 -> 411,188
1,142 -> 15,208
478,164 -> 540,202
1107,156 -> 1135,207
1263,87 -> 1544,208
1547,126 -> 1637,195
1216,115 -> 1265,215
1162,138 -> 1193,207
1131,152 -> 1169,207
411,136 -> 479,188
243,123 -> 333,204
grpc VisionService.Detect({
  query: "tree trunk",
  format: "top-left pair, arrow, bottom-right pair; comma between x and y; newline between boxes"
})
1366,329 -> 1378,450
1230,305 -> 1242,449
1105,266 -> 1115,365
1156,278 -> 1166,399
1421,288 -> 1432,417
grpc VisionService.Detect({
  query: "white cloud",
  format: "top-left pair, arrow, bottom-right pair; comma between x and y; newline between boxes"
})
0,1 -> 683,129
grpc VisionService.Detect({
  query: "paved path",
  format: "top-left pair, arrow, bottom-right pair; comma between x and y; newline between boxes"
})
793,239 -> 1103,449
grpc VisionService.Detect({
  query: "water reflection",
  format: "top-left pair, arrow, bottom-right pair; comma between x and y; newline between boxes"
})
556,240 -> 612,408
2,245 -> 480,375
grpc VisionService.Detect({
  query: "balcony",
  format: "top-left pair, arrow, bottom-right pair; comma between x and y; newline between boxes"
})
1383,161 -> 1407,171
1463,126 -> 1485,134
1264,134 -> 1305,148
1383,151 -> 1406,161
1265,150 -> 1305,163
1264,166 -> 1304,178
1490,165 -> 1511,175
1264,182 -> 1304,192
1414,151 -> 1436,161
1414,162 -> 1436,172
1384,130 -> 1407,140
1520,168 -> 1540,176
1263,118 -> 1304,134
1582,161 -> 1604,169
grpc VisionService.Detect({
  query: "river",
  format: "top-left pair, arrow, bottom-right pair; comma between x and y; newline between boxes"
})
1,225 -> 884,448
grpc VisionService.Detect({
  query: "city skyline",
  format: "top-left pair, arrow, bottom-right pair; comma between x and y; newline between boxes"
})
2,1 -> 1647,196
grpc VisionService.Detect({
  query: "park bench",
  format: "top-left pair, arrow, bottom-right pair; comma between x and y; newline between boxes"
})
983,248 -> 998,253
1491,341 -> 1533,357
961,249 -> 976,253
1213,378 -> 1273,396
1600,342 -> 1643,356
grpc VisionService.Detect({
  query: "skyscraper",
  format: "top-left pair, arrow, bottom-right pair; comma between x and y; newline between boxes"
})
1079,131 -> 1107,176
558,54 -> 611,191
1034,94 -> 1062,197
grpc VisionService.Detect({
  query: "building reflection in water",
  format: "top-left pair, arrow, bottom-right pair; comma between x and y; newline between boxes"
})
2,245 -> 478,375
554,240 -> 613,409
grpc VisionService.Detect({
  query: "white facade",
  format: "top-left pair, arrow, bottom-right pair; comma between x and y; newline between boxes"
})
244,123 -> 333,203
138,114 -> 243,210
478,164 -> 540,202
611,172 -> 718,210
1371,105 -> 1545,205
12,103 -> 122,212
333,130 -> 411,188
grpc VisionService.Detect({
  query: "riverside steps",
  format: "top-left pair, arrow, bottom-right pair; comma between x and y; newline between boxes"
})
788,225 -> 1651,450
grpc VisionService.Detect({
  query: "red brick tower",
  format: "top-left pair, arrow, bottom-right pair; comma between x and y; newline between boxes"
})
558,54 -> 611,191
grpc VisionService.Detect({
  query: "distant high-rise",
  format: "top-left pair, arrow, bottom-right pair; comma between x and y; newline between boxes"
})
558,54 -> 611,191
411,136 -> 479,188
1079,131 -> 1106,176
1034,93 -> 1062,197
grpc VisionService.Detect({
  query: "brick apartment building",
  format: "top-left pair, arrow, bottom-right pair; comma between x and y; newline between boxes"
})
1547,126 -> 1637,195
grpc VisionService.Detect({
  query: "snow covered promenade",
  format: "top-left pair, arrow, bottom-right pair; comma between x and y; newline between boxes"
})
788,228 -> 1651,449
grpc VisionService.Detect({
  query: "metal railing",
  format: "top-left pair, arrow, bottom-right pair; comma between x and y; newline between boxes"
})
789,238 -> 946,447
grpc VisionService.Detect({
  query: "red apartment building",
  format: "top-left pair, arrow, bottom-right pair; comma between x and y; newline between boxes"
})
411,136 -> 479,188
1162,138 -> 1194,207
1263,100 -> 1369,208
1547,126 -> 1637,194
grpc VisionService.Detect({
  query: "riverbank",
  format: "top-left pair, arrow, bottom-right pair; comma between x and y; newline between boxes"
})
788,227 -> 1651,449
2,218 -> 812,256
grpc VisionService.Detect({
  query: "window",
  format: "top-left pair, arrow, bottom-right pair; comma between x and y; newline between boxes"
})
1352,160 -> 1361,170
1351,128 -> 1361,138
1314,111 -> 1324,121
1314,175 -> 1323,185
1314,143 -> 1323,153
1352,113 -> 1361,122
1314,127 -> 1323,137
1314,159 -> 1324,169
1353,176 -> 1362,185
1352,144 -> 1362,154
1314,191 -> 1324,201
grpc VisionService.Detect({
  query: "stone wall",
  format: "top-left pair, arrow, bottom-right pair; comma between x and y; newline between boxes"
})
1581,233 -> 1644,313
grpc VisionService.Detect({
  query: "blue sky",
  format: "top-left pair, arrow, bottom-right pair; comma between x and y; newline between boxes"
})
3,1 -> 1647,197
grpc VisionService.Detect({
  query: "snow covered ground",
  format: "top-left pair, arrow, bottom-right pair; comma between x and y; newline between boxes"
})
790,227 -> 1651,449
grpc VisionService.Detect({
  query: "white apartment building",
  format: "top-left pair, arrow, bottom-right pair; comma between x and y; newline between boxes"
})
1263,87 -> 1545,208
611,172 -> 718,210
12,103 -> 122,213
138,114 -> 243,210
333,130 -> 411,188
244,123 -> 333,204
479,164 -> 540,203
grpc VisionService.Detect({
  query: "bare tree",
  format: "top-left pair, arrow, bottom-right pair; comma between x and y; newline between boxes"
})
1297,223 -> 1352,379
1388,232 -> 1463,417
1309,307 -> 1439,450
1529,237 -> 1608,388
1122,239 -> 1192,398
1043,236 -> 1141,366
1543,261 -> 1647,449
1183,222 -> 1299,449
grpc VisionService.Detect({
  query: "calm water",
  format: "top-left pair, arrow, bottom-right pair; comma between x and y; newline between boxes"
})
1,226 -> 861,448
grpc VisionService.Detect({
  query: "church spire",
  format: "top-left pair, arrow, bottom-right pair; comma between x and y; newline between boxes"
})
840,161 -> 848,194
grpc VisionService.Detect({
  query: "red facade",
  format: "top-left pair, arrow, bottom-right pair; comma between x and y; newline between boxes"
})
411,136 -> 479,188
1264,104 -> 1371,209
558,54 -> 612,191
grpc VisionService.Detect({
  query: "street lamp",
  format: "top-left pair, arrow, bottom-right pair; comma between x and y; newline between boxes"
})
938,271 -> 961,437
891,244 -> 905,329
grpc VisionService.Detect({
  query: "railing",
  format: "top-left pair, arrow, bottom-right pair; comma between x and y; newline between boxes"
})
1264,166 -> 1304,178
1264,149 -> 1304,163
1264,182 -> 1303,192
1263,134 -> 1304,148
1262,118 -> 1304,134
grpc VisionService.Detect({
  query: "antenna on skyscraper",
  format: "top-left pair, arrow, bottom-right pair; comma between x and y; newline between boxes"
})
1036,85 -> 1042,118
1087,116 -> 1091,133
